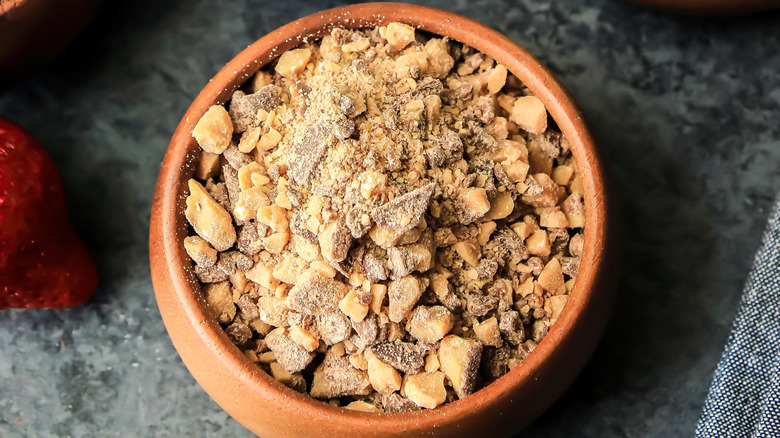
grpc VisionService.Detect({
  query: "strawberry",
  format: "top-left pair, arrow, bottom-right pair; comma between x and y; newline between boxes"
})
0,118 -> 98,309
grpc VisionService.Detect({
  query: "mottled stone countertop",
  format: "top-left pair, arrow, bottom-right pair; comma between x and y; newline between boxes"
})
1,0 -> 778,436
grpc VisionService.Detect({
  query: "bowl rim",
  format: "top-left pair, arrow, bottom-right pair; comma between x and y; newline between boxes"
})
150,2 -> 612,435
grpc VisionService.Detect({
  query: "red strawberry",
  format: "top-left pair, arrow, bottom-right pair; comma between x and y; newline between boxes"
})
0,118 -> 98,309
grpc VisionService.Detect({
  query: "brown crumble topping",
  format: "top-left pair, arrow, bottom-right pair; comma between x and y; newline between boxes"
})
184,23 -> 585,411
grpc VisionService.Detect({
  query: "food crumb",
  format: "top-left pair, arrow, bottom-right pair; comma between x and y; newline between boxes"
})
183,22 -> 585,411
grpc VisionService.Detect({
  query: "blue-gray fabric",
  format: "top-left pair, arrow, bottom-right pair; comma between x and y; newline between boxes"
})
697,197 -> 780,437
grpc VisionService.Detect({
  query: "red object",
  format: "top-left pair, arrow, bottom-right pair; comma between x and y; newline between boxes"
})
0,118 -> 98,309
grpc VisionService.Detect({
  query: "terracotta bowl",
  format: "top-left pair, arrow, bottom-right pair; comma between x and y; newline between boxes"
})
149,3 -> 617,437
0,0 -> 102,86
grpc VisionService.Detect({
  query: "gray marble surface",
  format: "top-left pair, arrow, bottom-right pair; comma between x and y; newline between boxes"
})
1,0 -> 779,436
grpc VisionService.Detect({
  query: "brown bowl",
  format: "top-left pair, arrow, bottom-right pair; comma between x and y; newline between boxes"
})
0,0 -> 102,86
149,3 -> 617,437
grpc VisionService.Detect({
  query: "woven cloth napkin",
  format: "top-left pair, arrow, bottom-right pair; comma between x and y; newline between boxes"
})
697,197 -> 780,437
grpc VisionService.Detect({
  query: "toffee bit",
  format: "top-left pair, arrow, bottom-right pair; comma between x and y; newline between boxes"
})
352,314 -> 379,350
237,293 -> 260,321
225,322 -> 252,346
204,180 -> 230,211
310,346 -> 372,398
332,119 -> 356,140
319,216 -> 353,262
370,340 -> 426,374
439,335 -> 482,399
498,310 -> 525,346
425,146 -> 447,168
387,229 -> 436,279
440,129 -> 463,152
184,236 -> 217,268
371,182 -> 436,233
266,328 -> 315,373
345,204 -> 373,239
222,144 -> 253,170
195,264 -> 229,284
388,275 -> 426,323
468,125 -> 499,153
466,294 -> 497,317
339,94 -> 356,117
493,228 -> 530,260
559,256 -> 581,278
414,76 -> 444,97
381,393 -> 421,413
216,250 -> 253,276
237,223 -> 264,255
287,270 -> 351,315
228,86 -> 281,133
316,311 -> 352,345
441,83 -> 473,104
288,124 -> 336,187
221,165 -> 241,210
363,247 -> 390,283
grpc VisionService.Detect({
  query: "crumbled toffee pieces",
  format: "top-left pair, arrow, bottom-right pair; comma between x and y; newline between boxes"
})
287,270 -> 351,315
184,23 -> 585,411
371,182 -> 435,233
369,340 -> 426,374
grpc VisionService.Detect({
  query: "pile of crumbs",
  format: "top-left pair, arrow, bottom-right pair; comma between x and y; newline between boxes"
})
184,22 -> 585,412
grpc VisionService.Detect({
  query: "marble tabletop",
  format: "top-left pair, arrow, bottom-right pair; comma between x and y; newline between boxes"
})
1,0 -> 779,436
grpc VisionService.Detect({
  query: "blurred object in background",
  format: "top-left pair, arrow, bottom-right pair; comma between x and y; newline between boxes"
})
0,0 -> 102,87
630,0 -> 780,15
0,118 -> 99,310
